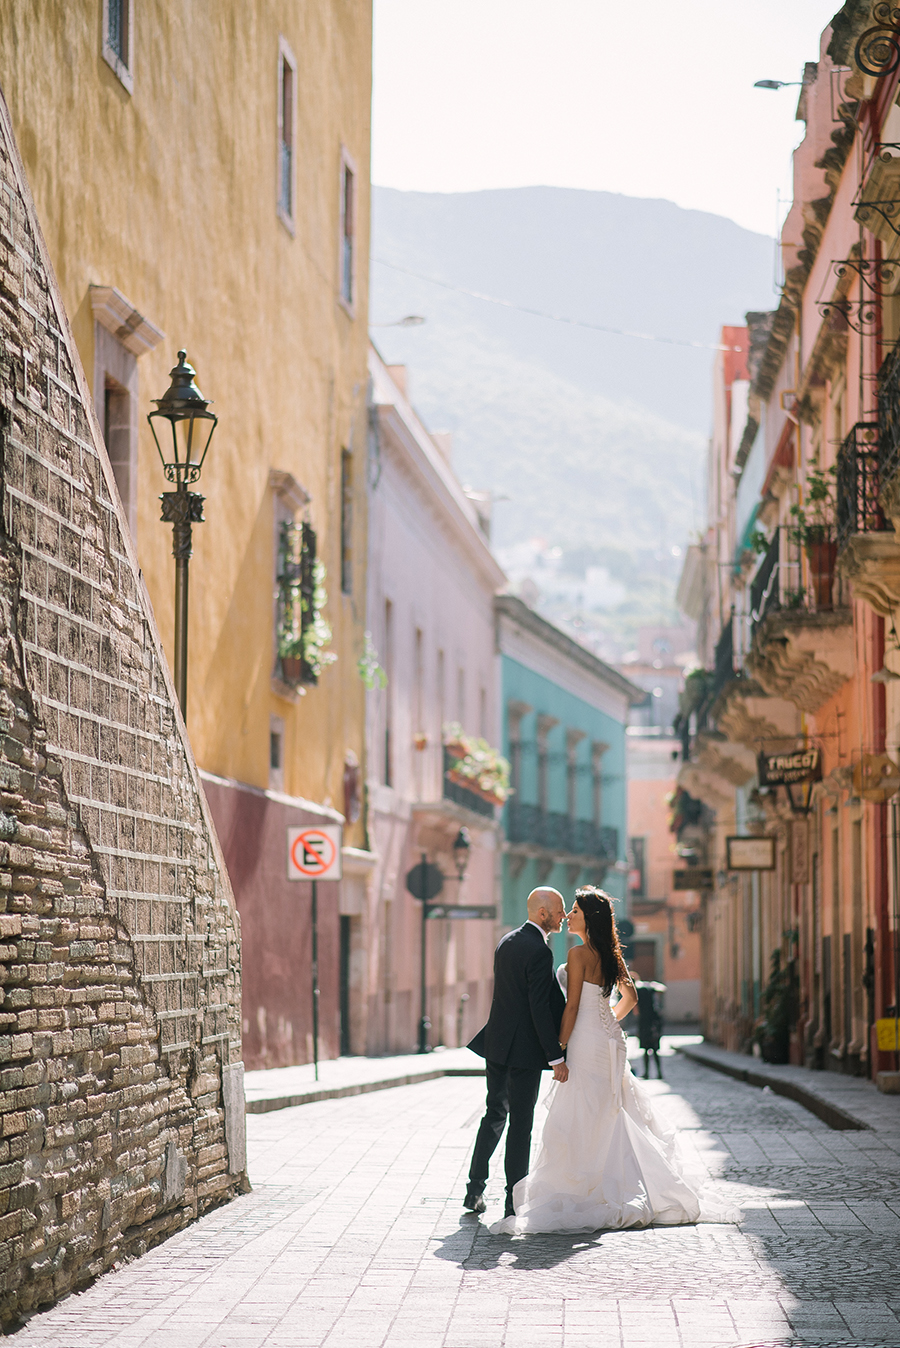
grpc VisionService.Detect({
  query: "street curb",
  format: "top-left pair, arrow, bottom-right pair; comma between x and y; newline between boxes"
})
245,1066 -> 486,1114
675,1043 -> 870,1131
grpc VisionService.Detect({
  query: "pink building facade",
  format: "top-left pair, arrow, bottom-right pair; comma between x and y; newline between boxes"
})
361,350 -> 507,1055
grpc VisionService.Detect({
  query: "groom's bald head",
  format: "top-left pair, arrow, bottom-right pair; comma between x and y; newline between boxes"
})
527,887 -> 566,934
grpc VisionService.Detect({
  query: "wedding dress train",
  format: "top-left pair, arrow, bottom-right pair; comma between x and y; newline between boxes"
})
492,979 -> 701,1234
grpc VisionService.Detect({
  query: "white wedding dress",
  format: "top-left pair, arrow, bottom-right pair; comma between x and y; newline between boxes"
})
492,974 -> 701,1234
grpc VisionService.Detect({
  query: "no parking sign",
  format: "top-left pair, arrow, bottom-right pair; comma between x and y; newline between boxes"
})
287,825 -> 343,881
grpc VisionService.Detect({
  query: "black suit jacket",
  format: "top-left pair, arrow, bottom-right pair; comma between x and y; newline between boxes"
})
468,922 -> 566,1069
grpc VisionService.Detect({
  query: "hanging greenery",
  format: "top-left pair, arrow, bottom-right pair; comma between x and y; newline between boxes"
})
665,784 -> 705,837
357,631 -> 387,690
277,521 -> 337,686
789,462 -> 837,547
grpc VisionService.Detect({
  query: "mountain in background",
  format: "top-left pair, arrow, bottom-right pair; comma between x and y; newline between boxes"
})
369,186 -> 775,657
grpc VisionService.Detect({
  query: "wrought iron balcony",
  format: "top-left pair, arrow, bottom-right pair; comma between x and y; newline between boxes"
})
749,530 -> 781,630
879,346 -> 900,495
836,421 -> 889,550
836,404 -> 900,616
506,800 -> 617,860
442,749 -> 496,818
710,616 -> 735,703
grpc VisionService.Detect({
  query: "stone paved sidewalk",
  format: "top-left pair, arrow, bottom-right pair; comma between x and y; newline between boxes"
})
244,1046 -> 484,1113
11,1045 -> 900,1347
244,1038 -> 705,1113
675,1041 -> 900,1135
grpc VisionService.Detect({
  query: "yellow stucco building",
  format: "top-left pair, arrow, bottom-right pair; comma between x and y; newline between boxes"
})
0,1 -> 373,1067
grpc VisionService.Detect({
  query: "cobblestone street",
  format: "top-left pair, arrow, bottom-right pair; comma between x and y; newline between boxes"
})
11,1047 -> 900,1348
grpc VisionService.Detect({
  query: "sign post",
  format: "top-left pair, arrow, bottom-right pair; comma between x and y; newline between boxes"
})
405,854 -> 444,1054
288,824 -> 343,1080
405,857 -> 497,1052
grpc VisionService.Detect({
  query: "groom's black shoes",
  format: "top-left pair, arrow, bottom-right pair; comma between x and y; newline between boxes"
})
504,1195 -> 516,1218
463,1190 -> 486,1214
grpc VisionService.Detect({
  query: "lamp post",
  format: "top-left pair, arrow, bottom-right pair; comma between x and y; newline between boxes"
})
147,351 -> 218,719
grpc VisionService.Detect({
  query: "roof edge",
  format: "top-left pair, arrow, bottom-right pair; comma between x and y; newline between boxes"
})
495,594 -> 645,705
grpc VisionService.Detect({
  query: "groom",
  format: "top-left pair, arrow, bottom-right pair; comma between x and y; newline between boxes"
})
464,887 -> 569,1217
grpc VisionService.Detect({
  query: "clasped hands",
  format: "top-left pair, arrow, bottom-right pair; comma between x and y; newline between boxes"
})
553,1061 -> 569,1083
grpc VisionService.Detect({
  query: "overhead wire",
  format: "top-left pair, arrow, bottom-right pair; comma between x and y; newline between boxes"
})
371,256 -> 745,354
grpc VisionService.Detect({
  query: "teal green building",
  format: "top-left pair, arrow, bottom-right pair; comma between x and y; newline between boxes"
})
495,596 -> 643,965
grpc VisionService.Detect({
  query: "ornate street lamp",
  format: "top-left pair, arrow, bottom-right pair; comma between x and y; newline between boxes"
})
452,827 -> 471,880
147,350 -> 218,718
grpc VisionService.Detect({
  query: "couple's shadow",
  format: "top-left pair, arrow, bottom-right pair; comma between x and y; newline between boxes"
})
431,1213 -> 612,1273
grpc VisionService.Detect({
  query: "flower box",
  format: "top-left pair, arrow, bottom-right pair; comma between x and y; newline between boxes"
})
446,767 -> 505,807
281,655 -> 303,684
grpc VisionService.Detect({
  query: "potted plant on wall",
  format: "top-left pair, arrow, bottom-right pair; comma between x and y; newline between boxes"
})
442,722 -> 513,806
789,463 -> 837,610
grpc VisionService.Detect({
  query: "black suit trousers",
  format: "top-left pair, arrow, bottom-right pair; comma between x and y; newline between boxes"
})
467,1059 -> 542,1198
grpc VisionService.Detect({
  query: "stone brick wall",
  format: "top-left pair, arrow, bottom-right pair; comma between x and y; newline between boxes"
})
0,87 -> 244,1325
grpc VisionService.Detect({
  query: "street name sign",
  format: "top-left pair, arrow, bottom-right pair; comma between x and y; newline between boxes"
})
426,904 -> 496,920
287,825 -> 343,881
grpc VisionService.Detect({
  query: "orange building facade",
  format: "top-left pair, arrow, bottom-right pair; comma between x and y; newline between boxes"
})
627,735 -> 702,1026
677,11 -> 900,1087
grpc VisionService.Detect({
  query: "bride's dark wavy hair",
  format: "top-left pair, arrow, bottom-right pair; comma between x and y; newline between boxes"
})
574,886 -> 629,996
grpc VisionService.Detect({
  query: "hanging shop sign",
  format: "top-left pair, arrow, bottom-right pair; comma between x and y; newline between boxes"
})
757,746 -> 822,787
726,835 -> 776,871
852,754 -> 900,804
673,868 -> 714,891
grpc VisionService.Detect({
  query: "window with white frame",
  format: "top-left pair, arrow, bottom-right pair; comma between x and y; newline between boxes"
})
102,0 -> 134,92
90,283 -> 166,539
278,40 -> 296,227
340,154 -> 356,309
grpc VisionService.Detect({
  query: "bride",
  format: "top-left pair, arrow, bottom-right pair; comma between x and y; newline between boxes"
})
492,886 -> 701,1234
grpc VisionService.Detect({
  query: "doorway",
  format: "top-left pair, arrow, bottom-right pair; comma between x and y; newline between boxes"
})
631,940 -> 657,983
339,915 -> 351,1057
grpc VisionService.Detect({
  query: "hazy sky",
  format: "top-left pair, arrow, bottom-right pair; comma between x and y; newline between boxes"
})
372,0 -> 843,237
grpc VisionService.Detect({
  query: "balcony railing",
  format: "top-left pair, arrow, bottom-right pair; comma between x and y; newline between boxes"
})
710,616 -> 735,702
836,421 -> 890,550
506,801 -> 617,860
879,345 -> 900,486
442,749 -> 496,818
749,528 -> 781,627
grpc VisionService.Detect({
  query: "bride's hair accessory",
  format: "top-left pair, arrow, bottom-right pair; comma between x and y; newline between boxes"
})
573,886 -> 629,995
